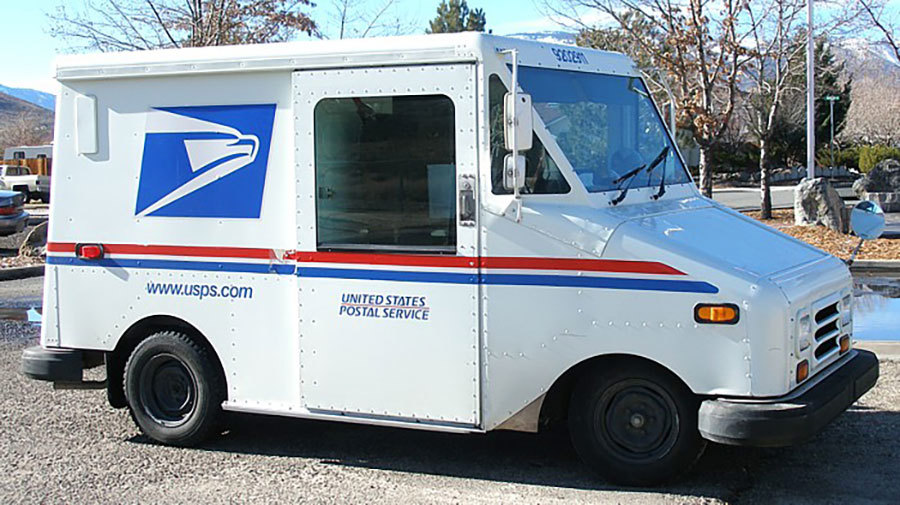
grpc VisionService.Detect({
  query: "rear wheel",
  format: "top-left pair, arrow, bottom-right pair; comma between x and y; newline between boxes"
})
568,362 -> 706,486
124,331 -> 224,446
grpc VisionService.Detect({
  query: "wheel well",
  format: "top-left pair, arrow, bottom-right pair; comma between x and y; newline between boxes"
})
106,315 -> 225,409
538,354 -> 690,432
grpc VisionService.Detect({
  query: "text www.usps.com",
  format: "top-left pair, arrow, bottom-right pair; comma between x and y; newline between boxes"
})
146,281 -> 253,300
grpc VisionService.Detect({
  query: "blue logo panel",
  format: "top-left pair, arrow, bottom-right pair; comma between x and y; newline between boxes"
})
135,104 -> 276,218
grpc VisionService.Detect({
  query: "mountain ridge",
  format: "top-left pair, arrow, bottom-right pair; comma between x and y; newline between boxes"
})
0,85 -> 55,111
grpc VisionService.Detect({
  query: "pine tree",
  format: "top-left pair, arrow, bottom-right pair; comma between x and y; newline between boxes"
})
426,0 -> 486,34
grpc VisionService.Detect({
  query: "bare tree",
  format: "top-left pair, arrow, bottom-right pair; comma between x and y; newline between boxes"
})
858,0 -> 900,63
49,0 -> 318,52
0,114 -> 53,155
744,0 -> 807,218
547,0 -> 753,197
842,77 -> 900,145
322,0 -> 416,40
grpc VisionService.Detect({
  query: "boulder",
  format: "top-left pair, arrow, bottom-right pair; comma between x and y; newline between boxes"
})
18,221 -> 47,257
853,158 -> 900,211
794,178 -> 846,232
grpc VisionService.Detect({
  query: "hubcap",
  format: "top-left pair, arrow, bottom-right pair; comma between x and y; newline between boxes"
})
139,353 -> 197,427
595,379 -> 680,463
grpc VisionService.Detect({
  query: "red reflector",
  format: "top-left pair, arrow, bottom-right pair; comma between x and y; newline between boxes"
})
77,244 -> 104,259
0,206 -> 19,215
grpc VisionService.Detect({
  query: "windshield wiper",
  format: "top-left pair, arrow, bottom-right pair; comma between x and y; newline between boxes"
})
609,146 -> 670,206
647,146 -> 670,200
609,163 -> 646,206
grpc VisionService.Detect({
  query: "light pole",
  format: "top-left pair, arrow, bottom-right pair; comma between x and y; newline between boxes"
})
825,95 -> 840,169
806,0 -> 816,179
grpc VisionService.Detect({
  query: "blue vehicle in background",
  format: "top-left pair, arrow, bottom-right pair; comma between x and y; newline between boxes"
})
0,190 -> 29,236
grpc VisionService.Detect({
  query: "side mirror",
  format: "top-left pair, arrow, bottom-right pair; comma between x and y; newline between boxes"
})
503,154 -> 526,192
850,200 -> 885,240
504,92 -> 533,152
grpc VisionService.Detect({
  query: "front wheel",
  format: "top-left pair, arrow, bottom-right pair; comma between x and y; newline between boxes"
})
568,362 -> 706,486
124,331 -> 224,446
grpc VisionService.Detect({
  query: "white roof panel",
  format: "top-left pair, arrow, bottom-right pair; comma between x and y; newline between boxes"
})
55,33 -> 637,81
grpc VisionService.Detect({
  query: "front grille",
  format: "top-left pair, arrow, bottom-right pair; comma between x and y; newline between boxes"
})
811,297 -> 845,366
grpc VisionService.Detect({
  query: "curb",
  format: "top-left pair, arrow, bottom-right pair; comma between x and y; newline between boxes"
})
0,265 -> 45,281
856,341 -> 900,360
850,260 -> 900,275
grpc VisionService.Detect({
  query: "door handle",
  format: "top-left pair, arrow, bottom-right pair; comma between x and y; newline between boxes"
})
459,175 -> 476,227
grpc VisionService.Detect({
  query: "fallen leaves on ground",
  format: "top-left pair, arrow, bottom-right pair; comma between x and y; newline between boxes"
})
0,256 -> 44,268
745,209 -> 900,261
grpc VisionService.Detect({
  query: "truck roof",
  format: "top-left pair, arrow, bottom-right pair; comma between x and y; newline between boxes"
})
54,33 -> 637,82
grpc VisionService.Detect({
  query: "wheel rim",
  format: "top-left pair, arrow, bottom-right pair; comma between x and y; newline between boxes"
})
594,379 -> 679,464
138,353 -> 197,427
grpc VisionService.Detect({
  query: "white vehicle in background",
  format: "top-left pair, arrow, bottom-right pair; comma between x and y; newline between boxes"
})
0,165 -> 50,202
21,33 -> 879,486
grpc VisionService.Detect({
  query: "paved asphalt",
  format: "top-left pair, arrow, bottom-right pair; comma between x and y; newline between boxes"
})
711,185 -> 858,211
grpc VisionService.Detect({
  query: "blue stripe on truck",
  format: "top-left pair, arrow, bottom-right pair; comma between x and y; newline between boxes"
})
47,257 -> 719,294
47,256 -> 296,275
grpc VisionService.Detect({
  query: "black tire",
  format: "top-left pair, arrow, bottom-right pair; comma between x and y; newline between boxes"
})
124,331 -> 224,446
568,361 -> 706,486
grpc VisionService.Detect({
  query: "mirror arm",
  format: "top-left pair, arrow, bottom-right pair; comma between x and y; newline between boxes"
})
846,238 -> 865,267
498,47 -> 523,222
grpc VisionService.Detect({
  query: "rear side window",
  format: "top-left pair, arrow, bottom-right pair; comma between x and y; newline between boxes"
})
489,74 -> 570,195
314,95 -> 457,252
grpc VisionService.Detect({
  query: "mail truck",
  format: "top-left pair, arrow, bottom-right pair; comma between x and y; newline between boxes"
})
22,33 -> 878,485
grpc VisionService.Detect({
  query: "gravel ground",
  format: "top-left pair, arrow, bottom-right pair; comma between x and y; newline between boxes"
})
0,326 -> 897,503
0,276 -> 898,503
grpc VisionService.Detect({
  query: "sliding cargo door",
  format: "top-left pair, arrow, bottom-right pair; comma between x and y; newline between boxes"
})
292,64 -> 480,426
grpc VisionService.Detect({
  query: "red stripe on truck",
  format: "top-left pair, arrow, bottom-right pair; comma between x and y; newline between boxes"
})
47,242 -> 274,259
47,243 -> 685,275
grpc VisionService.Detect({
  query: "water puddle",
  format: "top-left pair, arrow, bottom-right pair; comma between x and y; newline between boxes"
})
854,276 -> 900,341
0,307 -> 42,323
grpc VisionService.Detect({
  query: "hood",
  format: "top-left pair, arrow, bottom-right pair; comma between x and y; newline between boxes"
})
603,205 -> 827,282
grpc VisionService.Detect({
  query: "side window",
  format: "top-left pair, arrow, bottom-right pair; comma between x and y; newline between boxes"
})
314,95 -> 457,252
489,74 -> 570,195
13,151 -> 25,160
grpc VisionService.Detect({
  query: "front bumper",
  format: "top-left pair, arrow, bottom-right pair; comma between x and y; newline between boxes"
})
698,349 -> 879,447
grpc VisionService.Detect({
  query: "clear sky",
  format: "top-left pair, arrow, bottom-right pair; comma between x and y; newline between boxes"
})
0,0 -> 566,95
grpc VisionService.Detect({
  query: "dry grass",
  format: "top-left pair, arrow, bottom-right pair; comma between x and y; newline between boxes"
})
744,209 -> 900,261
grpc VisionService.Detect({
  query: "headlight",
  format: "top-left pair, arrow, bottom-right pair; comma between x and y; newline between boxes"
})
797,313 -> 811,353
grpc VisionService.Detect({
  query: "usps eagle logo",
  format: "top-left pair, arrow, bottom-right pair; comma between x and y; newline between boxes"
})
135,104 -> 276,218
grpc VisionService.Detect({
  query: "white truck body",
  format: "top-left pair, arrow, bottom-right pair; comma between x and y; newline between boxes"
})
25,33 -> 877,483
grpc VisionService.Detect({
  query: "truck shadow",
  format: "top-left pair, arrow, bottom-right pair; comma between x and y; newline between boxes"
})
127,406 -> 899,501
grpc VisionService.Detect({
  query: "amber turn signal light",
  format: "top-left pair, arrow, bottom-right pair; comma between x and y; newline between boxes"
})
797,360 -> 809,383
694,304 -> 739,324
839,335 -> 851,353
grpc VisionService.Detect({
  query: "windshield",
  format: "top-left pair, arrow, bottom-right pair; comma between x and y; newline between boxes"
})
516,66 -> 691,193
